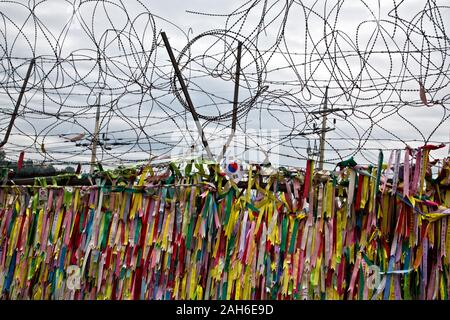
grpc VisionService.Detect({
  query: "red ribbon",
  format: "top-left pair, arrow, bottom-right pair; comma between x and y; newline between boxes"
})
302,160 -> 311,201
17,151 -> 25,171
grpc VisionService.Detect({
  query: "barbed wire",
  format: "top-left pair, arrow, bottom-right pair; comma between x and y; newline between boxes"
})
0,0 -> 449,171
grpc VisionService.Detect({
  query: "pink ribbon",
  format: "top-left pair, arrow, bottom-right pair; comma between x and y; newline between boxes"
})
403,149 -> 410,196
411,149 -> 421,195
382,150 -> 395,194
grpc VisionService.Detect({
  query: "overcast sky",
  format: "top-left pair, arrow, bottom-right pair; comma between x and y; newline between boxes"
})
0,0 -> 449,170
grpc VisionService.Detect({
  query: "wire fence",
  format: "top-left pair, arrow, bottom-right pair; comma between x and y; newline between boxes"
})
0,0 -> 449,170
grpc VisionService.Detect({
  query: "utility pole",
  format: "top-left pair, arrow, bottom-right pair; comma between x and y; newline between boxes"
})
318,86 -> 329,170
90,93 -> 101,174
217,41 -> 242,163
161,31 -> 213,160
0,58 -> 35,148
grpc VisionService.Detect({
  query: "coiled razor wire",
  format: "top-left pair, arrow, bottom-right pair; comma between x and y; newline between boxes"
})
0,0 -> 449,170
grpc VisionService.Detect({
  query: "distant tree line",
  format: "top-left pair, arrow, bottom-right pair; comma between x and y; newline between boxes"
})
0,150 -> 75,179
